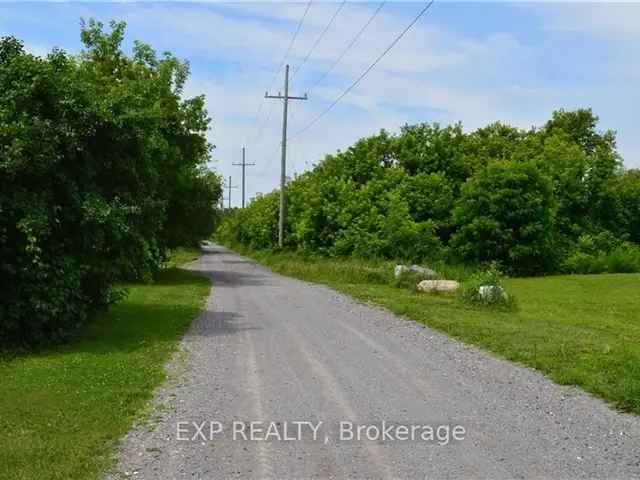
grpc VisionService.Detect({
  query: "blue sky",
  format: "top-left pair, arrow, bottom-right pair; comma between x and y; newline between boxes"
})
1,1 -> 639,205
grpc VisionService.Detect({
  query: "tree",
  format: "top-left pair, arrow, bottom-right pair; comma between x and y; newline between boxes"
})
543,108 -> 617,155
0,22 -> 221,346
452,161 -> 557,275
601,169 -> 640,244
533,134 -> 590,248
399,172 -> 455,240
215,108 -> 633,278
393,123 -> 472,186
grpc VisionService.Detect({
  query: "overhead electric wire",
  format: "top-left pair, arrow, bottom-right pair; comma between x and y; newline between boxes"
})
266,0 -> 314,93
306,1 -> 386,95
259,0 -> 386,170
292,0 -> 435,140
290,0 -> 347,82
245,0 -> 314,147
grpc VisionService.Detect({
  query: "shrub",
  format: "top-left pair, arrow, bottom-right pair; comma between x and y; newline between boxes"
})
0,24 -> 220,347
604,244 -> 640,273
452,161 -> 557,276
216,108 -> 630,280
561,252 -> 606,274
461,263 -> 515,307
560,232 -> 639,274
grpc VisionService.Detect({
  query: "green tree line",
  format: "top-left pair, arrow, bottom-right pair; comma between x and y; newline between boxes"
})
218,109 -> 640,276
0,21 -> 222,346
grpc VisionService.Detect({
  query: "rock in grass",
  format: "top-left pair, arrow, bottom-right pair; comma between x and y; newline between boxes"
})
410,265 -> 437,277
478,285 -> 508,301
417,279 -> 460,293
394,265 -> 409,278
395,264 -> 437,279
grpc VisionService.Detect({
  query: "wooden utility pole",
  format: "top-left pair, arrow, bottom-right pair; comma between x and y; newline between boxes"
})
232,147 -> 255,209
224,175 -> 238,210
265,64 -> 307,247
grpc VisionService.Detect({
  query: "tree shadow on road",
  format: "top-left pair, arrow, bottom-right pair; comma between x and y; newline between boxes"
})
204,269 -> 273,287
195,310 -> 262,337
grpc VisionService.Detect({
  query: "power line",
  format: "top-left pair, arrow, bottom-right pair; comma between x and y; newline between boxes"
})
250,100 -> 277,151
292,0 -> 435,140
306,1 -> 386,96
259,1 -> 385,173
245,0 -> 314,147
267,0 -> 313,93
290,0 -> 347,82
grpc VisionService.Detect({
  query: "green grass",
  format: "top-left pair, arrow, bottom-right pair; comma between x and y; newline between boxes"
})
165,246 -> 202,269
233,246 -> 640,415
0,255 -> 210,480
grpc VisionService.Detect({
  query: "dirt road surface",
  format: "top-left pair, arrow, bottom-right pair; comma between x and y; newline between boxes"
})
108,245 -> 640,479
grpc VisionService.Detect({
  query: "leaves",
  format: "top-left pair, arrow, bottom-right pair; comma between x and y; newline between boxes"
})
217,108 -> 637,280
0,23 -> 221,347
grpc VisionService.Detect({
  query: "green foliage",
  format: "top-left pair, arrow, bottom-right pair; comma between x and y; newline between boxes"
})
562,234 -> 640,274
461,262 -> 514,307
452,161 -> 557,276
605,244 -> 640,273
601,169 -> 640,244
0,23 -> 221,346
216,192 -> 280,250
217,108 -> 637,279
0,262 -> 210,479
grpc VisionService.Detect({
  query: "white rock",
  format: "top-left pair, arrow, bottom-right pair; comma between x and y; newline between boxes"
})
417,279 -> 460,294
409,264 -> 437,278
394,265 -> 409,278
478,285 -> 508,301
395,264 -> 437,279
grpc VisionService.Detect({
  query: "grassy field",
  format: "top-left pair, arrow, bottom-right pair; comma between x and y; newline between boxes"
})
0,250 -> 209,480
234,247 -> 640,415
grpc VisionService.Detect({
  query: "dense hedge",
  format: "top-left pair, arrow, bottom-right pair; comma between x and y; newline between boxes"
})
0,21 -> 221,346
217,109 -> 639,276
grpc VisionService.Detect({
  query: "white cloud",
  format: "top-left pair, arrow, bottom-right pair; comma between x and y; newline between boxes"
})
2,0 -> 639,206
542,3 -> 640,41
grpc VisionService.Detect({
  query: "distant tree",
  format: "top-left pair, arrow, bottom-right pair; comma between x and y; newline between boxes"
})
465,122 -> 526,165
215,107 -> 633,278
542,108 -> 617,155
399,172 -> 455,240
601,169 -> 640,244
452,161 -> 557,275
393,123 -> 472,186
165,168 -> 223,247
532,134 -> 591,249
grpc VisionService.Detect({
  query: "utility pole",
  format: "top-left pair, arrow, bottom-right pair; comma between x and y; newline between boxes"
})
265,64 -> 307,247
224,175 -> 238,210
232,147 -> 255,209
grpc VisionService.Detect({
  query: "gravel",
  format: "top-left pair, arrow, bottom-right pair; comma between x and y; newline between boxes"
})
107,245 -> 640,479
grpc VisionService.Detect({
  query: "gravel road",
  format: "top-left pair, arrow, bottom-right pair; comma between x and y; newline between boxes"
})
108,245 -> 640,479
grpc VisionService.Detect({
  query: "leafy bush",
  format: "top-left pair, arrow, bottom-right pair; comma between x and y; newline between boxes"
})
560,233 -> 639,274
451,161 -> 557,276
0,23 -> 221,347
461,263 -> 515,307
561,252 -> 606,274
216,108 -> 637,280
606,244 -> 640,273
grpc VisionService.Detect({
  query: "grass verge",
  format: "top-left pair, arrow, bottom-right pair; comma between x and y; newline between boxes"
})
165,246 -> 202,269
231,245 -> 640,415
0,253 -> 210,480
